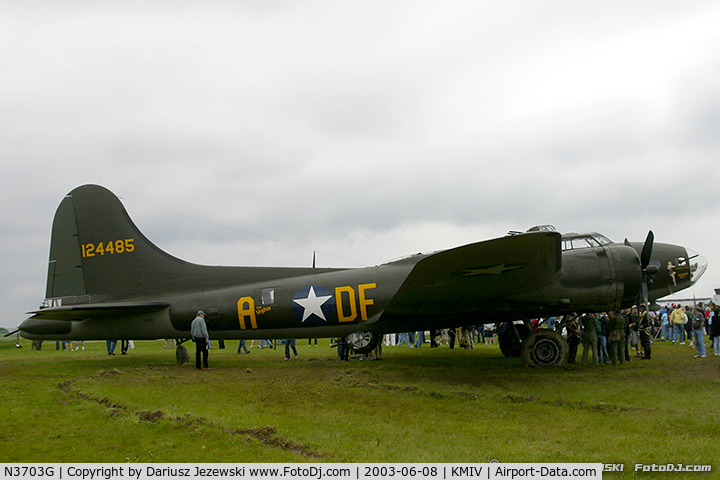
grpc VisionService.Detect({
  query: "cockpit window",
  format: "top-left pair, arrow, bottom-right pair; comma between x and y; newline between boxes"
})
561,233 -> 613,251
592,234 -> 612,245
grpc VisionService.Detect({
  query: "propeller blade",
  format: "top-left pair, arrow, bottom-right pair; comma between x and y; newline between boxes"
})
640,230 -> 654,270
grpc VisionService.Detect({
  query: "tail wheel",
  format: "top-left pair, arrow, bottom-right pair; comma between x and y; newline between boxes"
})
176,344 -> 189,364
521,329 -> 568,367
345,331 -> 381,354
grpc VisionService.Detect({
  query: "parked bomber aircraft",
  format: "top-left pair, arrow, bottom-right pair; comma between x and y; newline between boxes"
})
18,185 -> 707,366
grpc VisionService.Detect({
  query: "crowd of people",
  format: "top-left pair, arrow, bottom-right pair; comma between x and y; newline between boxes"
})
327,326 -> 498,362
383,327 -> 496,350
555,302 -> 719,364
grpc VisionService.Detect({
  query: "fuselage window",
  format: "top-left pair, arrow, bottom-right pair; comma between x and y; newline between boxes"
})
261,288 -> 276,306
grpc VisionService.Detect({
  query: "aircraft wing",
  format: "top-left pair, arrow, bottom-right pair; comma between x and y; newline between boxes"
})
383,231 -> 561,317
26,302 -> 170,321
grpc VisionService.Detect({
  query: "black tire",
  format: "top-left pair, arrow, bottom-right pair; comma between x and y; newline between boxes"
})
499,322 -> 530,357
521,329 -> 569,367
176,344 -> 189,364
345,331 -> 381,354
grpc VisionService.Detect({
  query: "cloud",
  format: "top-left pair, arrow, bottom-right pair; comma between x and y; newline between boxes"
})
2,1 -> 720,327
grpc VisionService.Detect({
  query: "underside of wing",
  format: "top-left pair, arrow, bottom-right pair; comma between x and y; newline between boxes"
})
383,231 -> 561,317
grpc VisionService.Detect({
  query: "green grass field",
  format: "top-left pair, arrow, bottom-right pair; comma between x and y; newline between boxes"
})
1,334 -> 718,478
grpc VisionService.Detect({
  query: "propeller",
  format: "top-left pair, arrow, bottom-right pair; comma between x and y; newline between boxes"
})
639,230 -> 658,311
3,329 -> 21,348
640,230 -> 654,271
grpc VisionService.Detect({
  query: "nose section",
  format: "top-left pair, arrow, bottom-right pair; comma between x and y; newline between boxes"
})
686,248 -> 708,286
645,243 -> 706,300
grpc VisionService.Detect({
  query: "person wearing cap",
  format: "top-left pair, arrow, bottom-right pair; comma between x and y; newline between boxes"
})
191,310 -> 211,369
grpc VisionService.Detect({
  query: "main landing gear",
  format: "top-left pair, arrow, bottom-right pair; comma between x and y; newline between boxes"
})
521,329 -> 568,367
344,331 -> 381,354
499,321 -> 569,367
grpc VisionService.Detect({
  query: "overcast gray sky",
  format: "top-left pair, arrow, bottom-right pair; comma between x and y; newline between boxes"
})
3,1 -> 719,329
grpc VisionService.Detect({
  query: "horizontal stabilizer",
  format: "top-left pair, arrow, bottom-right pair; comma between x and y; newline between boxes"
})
27,302 -> 170,321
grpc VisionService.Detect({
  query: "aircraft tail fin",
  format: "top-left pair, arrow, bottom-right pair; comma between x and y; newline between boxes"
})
45,184 -> 189,303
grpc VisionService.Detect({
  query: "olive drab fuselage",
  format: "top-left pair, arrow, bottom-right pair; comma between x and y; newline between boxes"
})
21,186 -> 706,349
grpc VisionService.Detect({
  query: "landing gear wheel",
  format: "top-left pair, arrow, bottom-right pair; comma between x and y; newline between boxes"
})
176,344 -> 189,364
345,331 -> 381,354
499,322 -> 530,357
521,330 -> 568,367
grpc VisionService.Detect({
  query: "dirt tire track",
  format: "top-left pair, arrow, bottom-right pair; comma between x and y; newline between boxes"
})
57,380 -> 325,458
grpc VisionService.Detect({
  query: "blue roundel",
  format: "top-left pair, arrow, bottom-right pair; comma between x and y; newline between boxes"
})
292,285 -> 336,326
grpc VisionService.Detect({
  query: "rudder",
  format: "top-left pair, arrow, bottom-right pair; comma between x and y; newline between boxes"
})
46,194 -> 87,298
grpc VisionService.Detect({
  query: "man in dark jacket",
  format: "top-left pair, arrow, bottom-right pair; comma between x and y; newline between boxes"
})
638,305 -> 652,359
565,315 -> 581,364
710,305 -> 720,356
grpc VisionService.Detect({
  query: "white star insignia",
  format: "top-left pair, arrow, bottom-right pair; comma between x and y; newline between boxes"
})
293,286 -> 332,322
